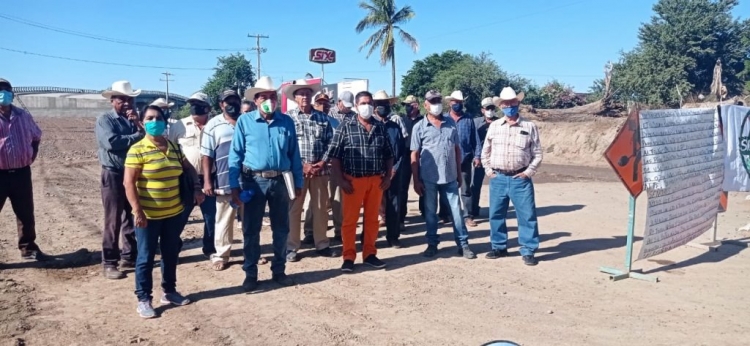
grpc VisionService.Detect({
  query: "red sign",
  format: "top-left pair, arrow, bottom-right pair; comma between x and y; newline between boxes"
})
604,109 -> 643,197
309,48 -> 336,64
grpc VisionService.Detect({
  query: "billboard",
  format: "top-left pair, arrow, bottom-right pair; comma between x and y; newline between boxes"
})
336,79 -> 369,102
280,78 -> 369,113
309,48 -> 336,64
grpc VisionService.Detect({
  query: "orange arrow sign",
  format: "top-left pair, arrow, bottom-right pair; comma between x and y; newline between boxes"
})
604,109 -> 643,197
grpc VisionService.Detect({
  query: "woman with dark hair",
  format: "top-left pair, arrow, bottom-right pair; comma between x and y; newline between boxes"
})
124,105 -> 204,318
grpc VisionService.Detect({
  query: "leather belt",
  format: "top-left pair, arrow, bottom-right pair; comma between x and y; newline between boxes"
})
242,166 -> 281,178
493,166 -> 528,176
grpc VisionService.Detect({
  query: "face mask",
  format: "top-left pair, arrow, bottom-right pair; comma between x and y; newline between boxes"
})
224,102 -> 241,118
144,120 -> 166,136
0,90 -> 13,106
428,103 -> 443,116
502,106 -> 520,117
163,110 -> 171,120
190,104 -> 208,116
404,105 -> 414,114
375,105 -> 391,116
357,104 -> 374,119
260,99 -> 277,114
484,110 -> 496,118
451,103 -> 463,113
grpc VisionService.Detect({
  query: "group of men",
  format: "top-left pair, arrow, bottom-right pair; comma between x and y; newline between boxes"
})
0,74 -> 544,293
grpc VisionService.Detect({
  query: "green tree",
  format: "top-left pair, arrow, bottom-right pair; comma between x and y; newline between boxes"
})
202,53 -> 255,111
173,104 -> 191,120
355,0 -> 419,97
400,50 -> 471,100
611,0 -> 749,107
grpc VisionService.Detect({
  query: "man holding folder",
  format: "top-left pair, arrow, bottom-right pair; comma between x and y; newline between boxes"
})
228,76 -> 303,292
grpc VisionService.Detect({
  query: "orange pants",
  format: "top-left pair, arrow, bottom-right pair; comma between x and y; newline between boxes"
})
341,175 -> 383,261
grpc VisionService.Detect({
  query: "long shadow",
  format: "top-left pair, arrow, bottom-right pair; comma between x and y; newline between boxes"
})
535,235 -> 643,262
0,248 -> 95,270
641,238 -> 749,275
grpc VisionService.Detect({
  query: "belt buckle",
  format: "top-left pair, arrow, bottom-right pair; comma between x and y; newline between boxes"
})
260,171 -> 277,178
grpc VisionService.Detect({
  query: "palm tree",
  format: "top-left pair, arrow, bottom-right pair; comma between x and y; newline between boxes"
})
355,0 -> 419,96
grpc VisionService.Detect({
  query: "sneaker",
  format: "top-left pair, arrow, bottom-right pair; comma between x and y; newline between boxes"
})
485,249 -> 509,260
363,255 -> 386,269
21,250 -> 50,261
242,277 -> 258,292
272,273 -> 295,287
103,267 -> 126,280
522,255 -> 539,266
341,260 -> 355,273
286,250 -> 300,262
423,245 -> 438,258
316,247 -> 339,258
458,246 -> 477,259
160,292 -> 191,306
137,300 -> 156,319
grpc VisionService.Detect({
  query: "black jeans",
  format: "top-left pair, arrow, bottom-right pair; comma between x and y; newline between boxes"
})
384,169 -> 402,241
0,166 -> 40,255
458,156 -> 474,220
100,168 -> 137,267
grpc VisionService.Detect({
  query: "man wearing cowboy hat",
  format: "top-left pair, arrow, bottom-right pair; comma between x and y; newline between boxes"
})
0,78 -> 47,261
95,80 -> 145,279
481,87 -> 542,266
372,90 -> 405,247
411,90 -> 476,259
327,90 -> 394,272
228,76 -> 303,291
285,79 -> 338,261
168,92 -> 216,256
446,90 -> 482,228
468,97 -> 499,224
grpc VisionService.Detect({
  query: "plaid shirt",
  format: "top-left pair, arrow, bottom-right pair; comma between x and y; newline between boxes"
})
328,105 -> 355,123
288,108 -> 333,175
0,105 -> 42,170
450,113 -> 482,161
327,116 -> 394,177
480,116 -> 543,177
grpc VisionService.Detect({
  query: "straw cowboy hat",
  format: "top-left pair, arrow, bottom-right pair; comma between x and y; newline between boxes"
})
495,87 -> 525,106
445,90 -> 465,102
283,78 -> 322,101
401,95 -> 418,104
372,90 -> 398,104
101,80 -> 141,98
150,97 -> 174,108
244,76 -> 278,100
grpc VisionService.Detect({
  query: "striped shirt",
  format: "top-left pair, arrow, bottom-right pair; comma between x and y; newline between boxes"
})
480,117 -> 543,178
410,116 -> 460,185
0,105 -> 42,170
201,115 -> 235,194
124,138 -> 184,220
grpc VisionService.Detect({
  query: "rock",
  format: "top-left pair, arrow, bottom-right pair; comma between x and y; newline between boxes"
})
547,310 -> 554,314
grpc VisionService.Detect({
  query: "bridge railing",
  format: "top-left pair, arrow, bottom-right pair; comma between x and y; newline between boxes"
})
13,86 -> 188,101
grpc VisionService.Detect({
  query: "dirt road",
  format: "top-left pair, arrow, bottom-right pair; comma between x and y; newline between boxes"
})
1,117 -> 748,346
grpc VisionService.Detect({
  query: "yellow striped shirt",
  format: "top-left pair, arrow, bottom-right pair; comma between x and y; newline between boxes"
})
124,138 -> 184,220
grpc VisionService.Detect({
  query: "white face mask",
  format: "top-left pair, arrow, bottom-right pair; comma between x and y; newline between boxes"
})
260,99 -> 277,114
428,103 -> 443,116
357,104 -> 374,119
484,110 -> 496,118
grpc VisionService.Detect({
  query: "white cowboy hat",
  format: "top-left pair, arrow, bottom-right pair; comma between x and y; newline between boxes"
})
102,80 -> 141,98
445,90 -> 465,102
283,78 -> 322,101
150,97 -> 174,108
372,90 -> 398,104
244,76 -> 278,100
496,87 -> 525,105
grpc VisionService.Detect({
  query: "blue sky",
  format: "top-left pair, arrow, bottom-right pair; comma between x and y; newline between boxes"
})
3,0 -> 748,98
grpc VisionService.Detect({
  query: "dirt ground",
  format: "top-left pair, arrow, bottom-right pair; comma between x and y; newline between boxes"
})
1,117 -> 749,346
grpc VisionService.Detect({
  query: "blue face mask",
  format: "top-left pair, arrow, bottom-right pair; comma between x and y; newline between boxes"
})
502,106 -> 519,117
144,120 -> 166,136
0,90 -> 13,106
451,103 -> 463,113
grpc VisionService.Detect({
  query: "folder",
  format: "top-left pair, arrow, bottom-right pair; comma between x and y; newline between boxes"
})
282,171 -> 296,200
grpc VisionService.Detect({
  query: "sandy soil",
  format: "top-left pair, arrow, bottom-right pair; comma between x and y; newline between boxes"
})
1,117 -> 749,346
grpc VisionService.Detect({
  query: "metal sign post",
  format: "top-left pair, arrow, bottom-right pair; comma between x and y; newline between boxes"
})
309,47 -> 336,84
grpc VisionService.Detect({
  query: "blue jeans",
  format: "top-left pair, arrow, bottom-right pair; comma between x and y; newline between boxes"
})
423,180 -> 470,247
488,174 -> 540,256
242,175 -> 290,279
470,166 -> 486,218
178,195 -> 217,255
134,214 -> 183,302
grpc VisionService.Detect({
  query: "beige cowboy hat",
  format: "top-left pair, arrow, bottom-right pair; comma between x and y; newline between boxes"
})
445,90 -> 465,102
150,97 -> 174,108
372,90 -> 398,105
244,76 -> 278,100
283,78 -> 322,101
102,80 -> 141,98
495,87 -> 525,106
401,95 -> 418,104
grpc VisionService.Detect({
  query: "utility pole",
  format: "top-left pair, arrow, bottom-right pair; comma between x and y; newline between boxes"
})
160,71 -> 174,105
248,34 -> 269,77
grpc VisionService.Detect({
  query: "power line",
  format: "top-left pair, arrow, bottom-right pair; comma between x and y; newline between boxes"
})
0,14 -> 248,52
248,34 -> 269,76
0,47 -> 214,70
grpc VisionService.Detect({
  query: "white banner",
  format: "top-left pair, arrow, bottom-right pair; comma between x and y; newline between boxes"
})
637,108 -> 724,260
720,105 -> 750,192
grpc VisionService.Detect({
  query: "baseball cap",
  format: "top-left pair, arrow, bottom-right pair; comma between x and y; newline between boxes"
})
481,97 -> 494,108
219,90 -> 240,102
0,78 -> 11,88
424,90 -> 442,101
314,92 -> 330,102
187,92 -> 209,105
338,91 -> 354,108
